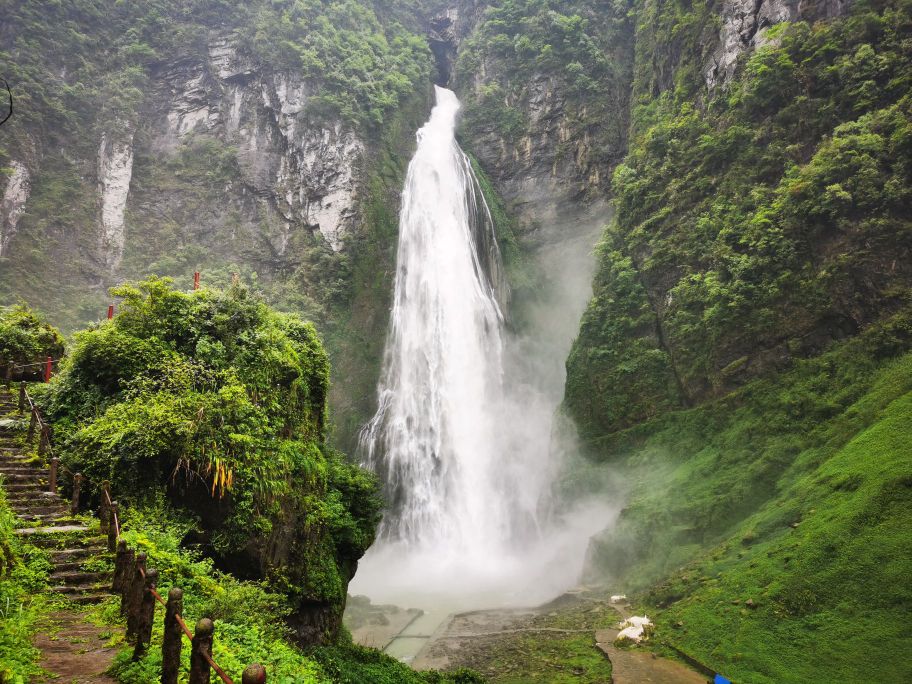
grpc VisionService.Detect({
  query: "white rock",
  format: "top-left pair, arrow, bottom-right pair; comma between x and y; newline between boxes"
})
0,160 -> 30,256
615,615 -> 652,643
98,132 -> 135,269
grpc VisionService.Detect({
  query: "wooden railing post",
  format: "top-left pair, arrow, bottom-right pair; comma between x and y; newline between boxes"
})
126,552 -> 147,640
242,663 -> 267,684
133,568 -> 158,660
48,457 -> 59,494
18,382 -> 25,411
113,539 -> 134,600
189,618 -> 214,684
161,587 -> 184,684
38,426 -> 50,457
27,408 -> 36,443
108,501 -> 119,551
100,481 -> 111,534
70,473 -> 83,515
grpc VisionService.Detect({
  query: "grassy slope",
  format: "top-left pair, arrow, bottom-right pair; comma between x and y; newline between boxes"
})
582,315 -> 912,682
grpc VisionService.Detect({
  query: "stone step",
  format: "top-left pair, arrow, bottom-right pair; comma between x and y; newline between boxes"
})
1,467 -> 45,476
50,570 -> 112,585
54,560 -> 100,573
10,501 -> 66,510
0,455 -> 33,463
49,547 -> 107,563
4,482 -> 44,492
7,492 -> 61,505
50,583 -> 111,595
15,524 -> 90,536
9,504 -> 70,517
0,472 -> 45,482
16,513 -> 79,525
0,467 -> 44,476
67,592 -> 111,605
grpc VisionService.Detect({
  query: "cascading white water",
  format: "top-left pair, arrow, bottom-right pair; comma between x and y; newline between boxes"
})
359,86 -> 529,555
351,87 -> 616,612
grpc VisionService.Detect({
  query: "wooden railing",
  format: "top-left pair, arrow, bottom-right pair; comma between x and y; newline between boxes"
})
15,382 -> 267,684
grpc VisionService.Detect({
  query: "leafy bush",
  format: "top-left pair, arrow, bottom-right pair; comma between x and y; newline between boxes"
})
0,304 -> 65,375
42,276 -> 380,641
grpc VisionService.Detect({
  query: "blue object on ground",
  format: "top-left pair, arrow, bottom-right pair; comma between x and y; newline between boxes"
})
714,675 -> 732,684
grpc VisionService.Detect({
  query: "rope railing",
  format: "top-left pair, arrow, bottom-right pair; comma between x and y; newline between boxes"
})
10,382 -> 266,684
3,357 -> 60,386
9,359 -> 60,370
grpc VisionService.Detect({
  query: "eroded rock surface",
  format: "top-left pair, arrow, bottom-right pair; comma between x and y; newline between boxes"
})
0,161 -> 30,256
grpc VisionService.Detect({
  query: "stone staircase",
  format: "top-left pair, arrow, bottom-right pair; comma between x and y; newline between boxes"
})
0,389 -> 111,604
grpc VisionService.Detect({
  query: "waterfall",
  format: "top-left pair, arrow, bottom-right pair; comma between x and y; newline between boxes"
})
352,87 -> 614,610
360,86 -> 527,554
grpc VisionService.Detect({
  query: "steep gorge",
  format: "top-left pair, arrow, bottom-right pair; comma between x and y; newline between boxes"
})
3,1 -> 912,680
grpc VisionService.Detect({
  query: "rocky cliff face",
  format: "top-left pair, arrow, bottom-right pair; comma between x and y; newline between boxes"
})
0,33 -> 366,288
150,35 -> 365,254
449,1 -> 632,250
0,161 -> 29,257
97,132 -> 135,270
705,0 -> 851,89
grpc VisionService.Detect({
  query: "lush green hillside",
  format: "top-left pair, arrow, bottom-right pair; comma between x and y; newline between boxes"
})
561,0 -> 912,680
567,0 -> 912,435
0,292 -> 482,682
579,311 -> 912,682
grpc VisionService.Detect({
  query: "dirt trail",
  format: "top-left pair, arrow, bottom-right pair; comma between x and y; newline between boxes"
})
32,611 -> 120,683
595,628 -> 709,684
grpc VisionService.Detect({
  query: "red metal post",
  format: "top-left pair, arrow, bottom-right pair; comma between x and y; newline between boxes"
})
107,304 -> 115,320
44,356 -> 52,382
193,271 -> 200,290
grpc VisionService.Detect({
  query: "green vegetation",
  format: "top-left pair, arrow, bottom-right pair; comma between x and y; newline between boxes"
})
558,1 -> 912,681
0,304 -> 65,374
567,0 -> 912,435
0,0 -> 430,137
0,477 -> 52,682
40,276 -> 379,642
249,0 -> 431,127
0,0 -> 440,451
582,310 -> 912,682
94,500 -> 472,684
